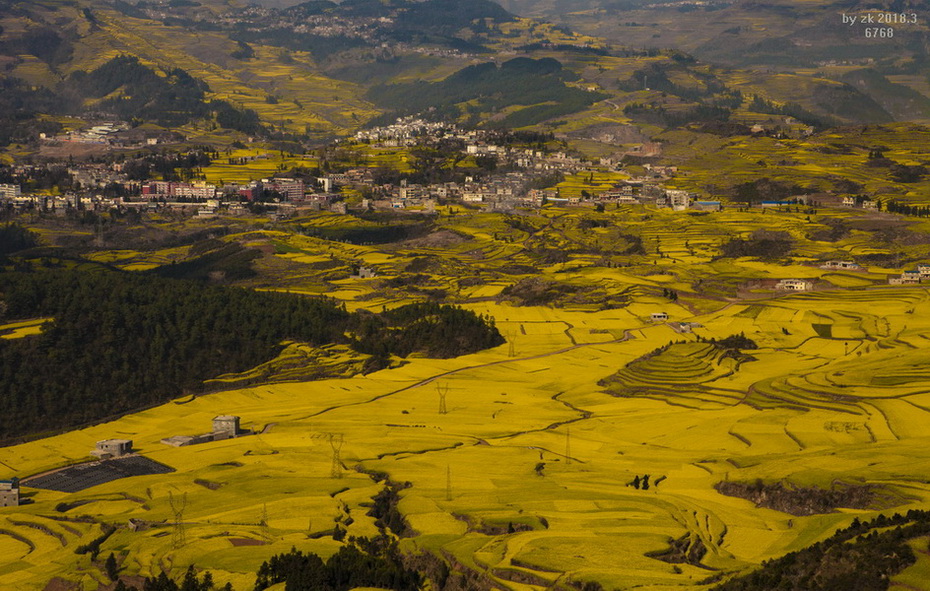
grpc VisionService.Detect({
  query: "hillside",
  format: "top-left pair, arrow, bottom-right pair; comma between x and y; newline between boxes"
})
4,1 -> 930,590
0,0 -> 921,158
0,266 -> 503,442
4,204 -> 930,590
367,57 -> 606,128
495,0 -> 930,126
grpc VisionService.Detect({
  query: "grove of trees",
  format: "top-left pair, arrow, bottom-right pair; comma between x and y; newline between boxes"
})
0,269 -> 502,441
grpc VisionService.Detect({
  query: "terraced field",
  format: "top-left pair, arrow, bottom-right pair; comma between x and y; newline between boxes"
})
664,123 -> 930,205
6,205 -> 930,590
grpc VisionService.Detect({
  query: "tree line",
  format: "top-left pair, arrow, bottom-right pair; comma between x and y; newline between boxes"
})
0,55 -> 264,145
622,102 -> 733,128
747,94 -> 837,130
0,224 -> 39,255
713,510 -> 930,591
65,508 -> 930,591
880,199 -> 930,218
368,57 -> 604,128
93,534 -> 420,591
253,536 -> 420,591
353,301 -> 504,361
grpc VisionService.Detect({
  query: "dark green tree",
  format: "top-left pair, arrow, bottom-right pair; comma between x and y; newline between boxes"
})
105,552 -> 119,581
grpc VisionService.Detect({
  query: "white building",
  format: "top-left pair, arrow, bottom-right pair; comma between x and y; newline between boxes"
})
91,439 -> 133,459
666,190 -> 691,211
0,479 -> 19,507
0,184 -> 21,200
775,279 -> 813,291
821,261 -> 861,270
213,415 -> 241,438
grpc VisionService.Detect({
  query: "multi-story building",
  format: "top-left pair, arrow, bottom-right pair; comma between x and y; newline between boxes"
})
0,184 -> 21,200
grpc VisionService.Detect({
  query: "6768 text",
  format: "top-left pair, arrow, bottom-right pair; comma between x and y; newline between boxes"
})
865,27 -> 894,38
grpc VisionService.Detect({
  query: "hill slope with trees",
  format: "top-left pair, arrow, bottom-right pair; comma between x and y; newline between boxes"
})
0,269 -> 503,442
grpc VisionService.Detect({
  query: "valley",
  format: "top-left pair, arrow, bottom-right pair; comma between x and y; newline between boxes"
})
1,0 -> 930,589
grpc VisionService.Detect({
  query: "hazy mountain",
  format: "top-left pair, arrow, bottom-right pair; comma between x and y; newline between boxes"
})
489,0 -> 930,68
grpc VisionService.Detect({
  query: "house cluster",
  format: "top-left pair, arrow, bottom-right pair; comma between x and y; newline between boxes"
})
595,184 -> 721,212
820,260 -> 862,271
362,170 -> 618,210
2,193 -> 121,215
743,278 -> 814,292
142,181 -> 218,200
889,264 -> 930,285
10,116 -> 861,220
161,415 -> 250,447
841,196 -> 878,209
0,176 -> 724,218
138,177 -> 311,202
353,117 -> 463,146
0,183 -> 21,200
41,123 -> 177,148
45,123 -> 127,145
234,11 -> 385,43
291,15 -> 382,40
354,118 -> 588,173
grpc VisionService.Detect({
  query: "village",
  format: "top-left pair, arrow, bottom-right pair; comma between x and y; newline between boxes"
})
0,115 -> 895,223
2,116 -> 919,297
1,114 -> 833,213
2,117 -> 692,217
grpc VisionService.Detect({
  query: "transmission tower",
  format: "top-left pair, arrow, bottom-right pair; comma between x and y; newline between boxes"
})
508,331 -> 516,358
168,491 -> 187,549
259,503 -> 270,540
437,383 -> 449,415
565,428 -> 572,466
329,433 -> 344,479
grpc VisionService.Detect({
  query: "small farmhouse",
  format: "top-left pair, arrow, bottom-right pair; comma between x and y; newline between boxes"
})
0,478 -> 19,507
162,416 -> 249,447
91,439 -> 133,459
821,261 -> 861,270
213,415 -> 241,440
775,279 -> 813,291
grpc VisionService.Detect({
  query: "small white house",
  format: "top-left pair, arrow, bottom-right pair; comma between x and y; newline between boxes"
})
775,279 -> 813,291
91,439 -> 133,459
0,479 -> 19,507
901,270 -> 921,284
821,261 -> 860,270
213,415 -> 241,438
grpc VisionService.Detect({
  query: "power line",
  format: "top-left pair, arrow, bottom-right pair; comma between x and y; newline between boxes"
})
260,503 -> 269,541
168,491 -> 187,549
329,433 -> 344,479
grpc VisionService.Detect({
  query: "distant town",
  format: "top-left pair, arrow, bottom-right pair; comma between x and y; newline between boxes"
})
5,116 -> 887,224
